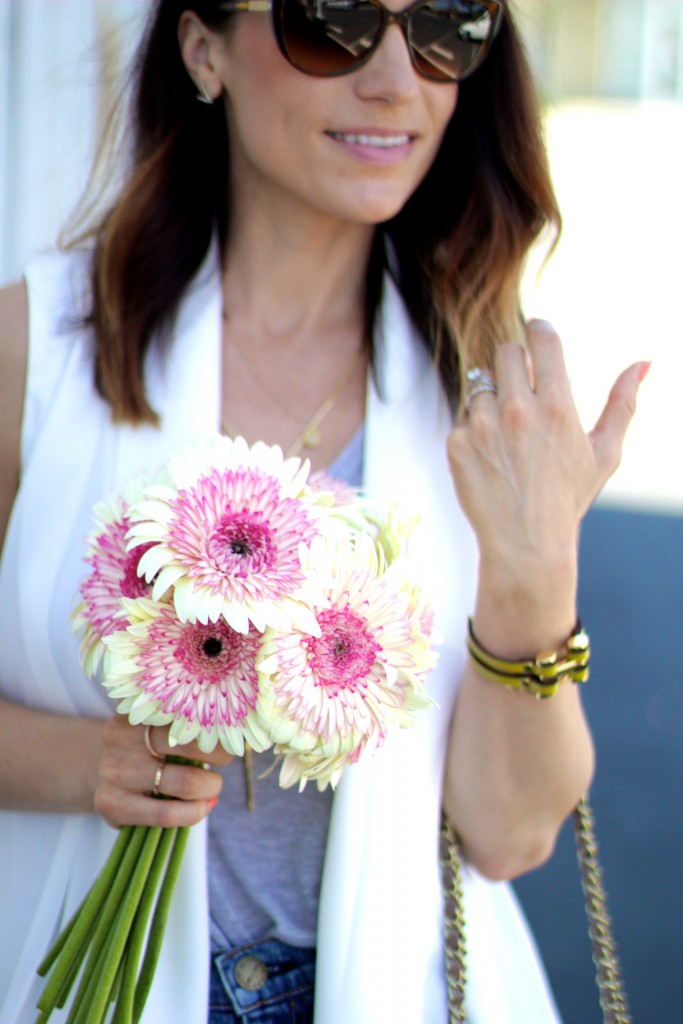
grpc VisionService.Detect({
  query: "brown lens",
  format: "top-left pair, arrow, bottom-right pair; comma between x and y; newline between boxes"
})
407,2 -> 494,82
278,0 -> 384,76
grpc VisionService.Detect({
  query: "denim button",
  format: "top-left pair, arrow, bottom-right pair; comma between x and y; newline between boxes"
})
234,953 -> 269,991
212,940 -> 315,1020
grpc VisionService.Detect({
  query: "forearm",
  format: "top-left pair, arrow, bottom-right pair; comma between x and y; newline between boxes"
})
0,696 -> 105,814
444,661 -> 594,880
443,565 -> 594,881
441,333 -> 645,880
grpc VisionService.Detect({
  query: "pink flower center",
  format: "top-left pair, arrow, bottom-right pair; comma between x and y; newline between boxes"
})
206,510 -> 275,577
121,544 -> 154,599
136,610 -> 262,730
175,620 -> 255,681
307,605 -> 381,696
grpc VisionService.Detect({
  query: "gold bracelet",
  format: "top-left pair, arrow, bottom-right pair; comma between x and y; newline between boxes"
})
466,618 -> 590,699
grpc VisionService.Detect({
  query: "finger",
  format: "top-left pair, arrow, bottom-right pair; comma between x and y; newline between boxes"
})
464,388 -> 496,419
95,784 -> 219,830
144,724 -> 175,759
152,759 -> 223,803
526,320 -> 573,402
461,366 -> 498,421
590,361 -> 649,471
100,729 -> 223,799
493,341 -> 532,401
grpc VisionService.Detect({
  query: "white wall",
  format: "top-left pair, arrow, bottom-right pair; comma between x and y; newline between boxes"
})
0,0 -> 149,285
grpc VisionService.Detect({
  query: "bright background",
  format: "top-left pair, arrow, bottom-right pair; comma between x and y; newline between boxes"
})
1,1 -> 681,513
1,2 -> 681,1021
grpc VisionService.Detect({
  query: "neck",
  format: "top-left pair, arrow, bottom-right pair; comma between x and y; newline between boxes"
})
217,184 -> 376,470
221,197 -> 376,350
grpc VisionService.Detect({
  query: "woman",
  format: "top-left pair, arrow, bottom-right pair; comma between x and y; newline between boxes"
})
0,1 -> 646,1022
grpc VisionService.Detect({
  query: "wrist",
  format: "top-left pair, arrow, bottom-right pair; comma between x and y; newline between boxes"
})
67,716 -> 107,815
466,617 -> 590,698
473,554 -> 578,660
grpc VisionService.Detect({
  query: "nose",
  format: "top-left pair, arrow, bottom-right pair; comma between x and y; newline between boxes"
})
353,22 -> 420,102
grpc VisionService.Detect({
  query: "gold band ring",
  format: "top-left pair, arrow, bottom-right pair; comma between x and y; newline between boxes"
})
152,760 -> 165,797
145,725 -> 167,797
144,724 -> 165,761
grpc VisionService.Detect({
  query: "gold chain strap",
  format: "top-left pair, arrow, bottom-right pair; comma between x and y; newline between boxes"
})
440,798 -> 631,1024
439,812 -> 467,1022
573,798 -> 632,1024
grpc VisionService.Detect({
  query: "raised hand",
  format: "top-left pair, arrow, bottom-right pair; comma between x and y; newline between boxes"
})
446,320 -> 648,654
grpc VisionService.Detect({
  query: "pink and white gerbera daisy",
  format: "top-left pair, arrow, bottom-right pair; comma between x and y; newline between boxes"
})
102,597 -> 271,755
127,436 -> 330,635
308,471 -> 360,509
72,481 -> 156,676
255,532 -> 436,790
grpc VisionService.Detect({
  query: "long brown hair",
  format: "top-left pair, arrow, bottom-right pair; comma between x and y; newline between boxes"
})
70,0 -> 560,423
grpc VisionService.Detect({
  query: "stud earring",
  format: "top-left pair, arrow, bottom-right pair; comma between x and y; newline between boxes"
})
196,85 -> 214,105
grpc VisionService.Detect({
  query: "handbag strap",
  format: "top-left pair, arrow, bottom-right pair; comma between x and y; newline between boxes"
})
573,798 -> 632,1024
440,798 -> 632,1024
439,813 -> 467,1021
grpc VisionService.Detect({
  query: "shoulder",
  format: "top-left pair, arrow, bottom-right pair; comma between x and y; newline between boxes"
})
0,281 -> 28,389
0,279 -> 29,408
0,279 -> 28,347
0,248 -> 93,555
0,281 -> 28,554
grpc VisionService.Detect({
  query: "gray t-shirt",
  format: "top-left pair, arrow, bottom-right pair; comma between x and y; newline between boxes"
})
208,430 -> 364,950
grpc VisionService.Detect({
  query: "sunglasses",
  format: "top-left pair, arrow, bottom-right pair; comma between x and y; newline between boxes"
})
219,0 -> 503,83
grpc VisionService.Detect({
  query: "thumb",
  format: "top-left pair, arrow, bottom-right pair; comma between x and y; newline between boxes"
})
589,360 -> 650,472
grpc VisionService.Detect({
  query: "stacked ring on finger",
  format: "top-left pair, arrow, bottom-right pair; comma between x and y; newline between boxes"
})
144,724 -> 167,797
144,724 -> 165,761
152,760 -> 165,797
464,367 -> 497,414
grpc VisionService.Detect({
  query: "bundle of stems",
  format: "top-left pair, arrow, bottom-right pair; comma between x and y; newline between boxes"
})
35,758 -> 198,1024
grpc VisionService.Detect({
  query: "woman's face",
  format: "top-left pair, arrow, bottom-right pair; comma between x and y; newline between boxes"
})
207,7 -> 458,227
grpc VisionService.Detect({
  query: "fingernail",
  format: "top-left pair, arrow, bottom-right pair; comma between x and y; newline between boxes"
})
638,361 -> 652,383
207,797 -> 219,810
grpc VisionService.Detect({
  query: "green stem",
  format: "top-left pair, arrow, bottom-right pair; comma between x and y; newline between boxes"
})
111,827 -> 172,1024
37,757 -> 199,1023
53,912 -> 100,1010
110,945 -> 127,1005
67,826 -> 162,1024
65,895 -> 131,1024
36,826 -> 139,1018
37,826 -> 132,978
133,826 -> 190,1024
50,826 -> 146,1024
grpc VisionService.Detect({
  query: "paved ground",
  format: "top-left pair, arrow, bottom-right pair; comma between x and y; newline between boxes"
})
514,506 -> 683,1023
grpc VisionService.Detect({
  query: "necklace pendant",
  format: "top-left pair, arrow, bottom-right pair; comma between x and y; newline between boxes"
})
302,427 -> 321,450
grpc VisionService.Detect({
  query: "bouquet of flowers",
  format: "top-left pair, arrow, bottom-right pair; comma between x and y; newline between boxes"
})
36,435 -> 437,1024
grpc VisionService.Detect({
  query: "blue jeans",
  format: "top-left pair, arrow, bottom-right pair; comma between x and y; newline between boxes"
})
209,939 -> 315,1024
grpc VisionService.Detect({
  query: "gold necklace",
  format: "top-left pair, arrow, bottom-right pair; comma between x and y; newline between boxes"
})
220,329 -> 365,458
222,323 -> 364,808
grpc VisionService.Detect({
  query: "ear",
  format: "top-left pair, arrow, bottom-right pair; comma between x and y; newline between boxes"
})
178,11 -> 225,102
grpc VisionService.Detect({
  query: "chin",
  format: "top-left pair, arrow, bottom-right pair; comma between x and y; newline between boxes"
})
341,190 -> 416,226
351,169 -> 433,224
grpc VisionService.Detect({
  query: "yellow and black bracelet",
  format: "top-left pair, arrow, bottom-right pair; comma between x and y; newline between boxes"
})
466,618 -> 590,699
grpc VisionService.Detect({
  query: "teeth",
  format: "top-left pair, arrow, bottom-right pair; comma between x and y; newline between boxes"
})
332,133 -> 410,148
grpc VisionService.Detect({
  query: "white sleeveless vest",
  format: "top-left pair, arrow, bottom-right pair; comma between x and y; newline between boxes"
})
0,249 -> 561,1024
